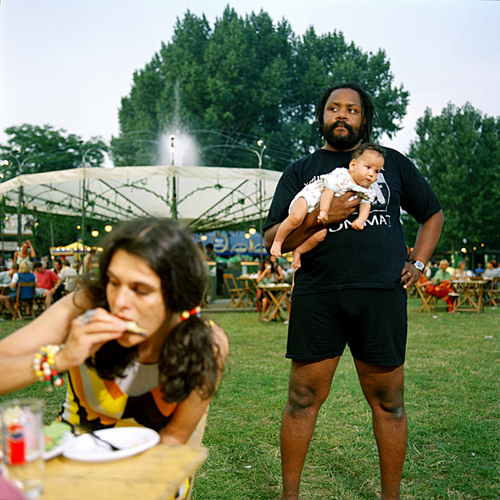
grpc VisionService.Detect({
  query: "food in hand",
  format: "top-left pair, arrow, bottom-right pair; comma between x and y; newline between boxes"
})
124,321 -> 148,337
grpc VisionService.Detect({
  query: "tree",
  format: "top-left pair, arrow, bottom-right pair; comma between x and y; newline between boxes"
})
0,124 -> 108,180
0,124 -> 109,256
111,7 -> 408,171
408,103 -> 500,255
31,212 -> 109,257
288,27 -> 408,155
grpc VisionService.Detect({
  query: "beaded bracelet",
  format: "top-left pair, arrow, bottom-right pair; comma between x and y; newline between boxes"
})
33,345 -> 65,392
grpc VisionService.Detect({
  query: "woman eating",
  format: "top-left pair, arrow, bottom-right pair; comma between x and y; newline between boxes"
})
0,218 -> 228,499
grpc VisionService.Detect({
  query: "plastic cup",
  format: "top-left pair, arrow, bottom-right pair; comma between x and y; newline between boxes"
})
0,398 -> 45,499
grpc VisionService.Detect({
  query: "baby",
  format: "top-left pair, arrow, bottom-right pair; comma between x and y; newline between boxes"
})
270,143 -> 385,269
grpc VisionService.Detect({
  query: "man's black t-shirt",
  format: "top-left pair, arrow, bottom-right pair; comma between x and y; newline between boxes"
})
264,147 -> 442,296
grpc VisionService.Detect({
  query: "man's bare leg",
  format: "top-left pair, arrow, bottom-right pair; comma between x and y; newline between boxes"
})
44,290 -> 54,309
354,360 -> 407,500
280,357 -> 340,500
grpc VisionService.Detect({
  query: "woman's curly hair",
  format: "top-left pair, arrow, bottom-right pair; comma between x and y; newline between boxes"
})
83,217 -> 220,403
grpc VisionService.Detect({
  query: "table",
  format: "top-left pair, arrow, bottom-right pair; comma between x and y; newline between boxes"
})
258,283 -> 292,321
450,279 -> 487,313
237,274 -> 259,305
41,444 -> 208,500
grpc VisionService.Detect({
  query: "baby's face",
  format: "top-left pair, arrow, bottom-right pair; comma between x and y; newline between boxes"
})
349,150 -> 384,188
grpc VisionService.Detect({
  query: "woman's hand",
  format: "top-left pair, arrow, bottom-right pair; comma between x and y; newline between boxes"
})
55,308 -> 127,373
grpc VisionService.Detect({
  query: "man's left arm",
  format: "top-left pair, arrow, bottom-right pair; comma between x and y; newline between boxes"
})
401,209 -> 445,289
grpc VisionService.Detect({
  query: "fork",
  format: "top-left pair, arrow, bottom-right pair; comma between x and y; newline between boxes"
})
89,431 -> 122,451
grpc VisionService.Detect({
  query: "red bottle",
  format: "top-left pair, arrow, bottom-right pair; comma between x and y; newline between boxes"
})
6,423 -> 25,465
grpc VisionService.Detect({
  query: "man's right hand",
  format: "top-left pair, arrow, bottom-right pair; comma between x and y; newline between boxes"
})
264,191 -> 359,254
323,191 -> 360,225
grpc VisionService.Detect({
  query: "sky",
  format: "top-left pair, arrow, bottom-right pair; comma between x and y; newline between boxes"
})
1,0 -> 499,159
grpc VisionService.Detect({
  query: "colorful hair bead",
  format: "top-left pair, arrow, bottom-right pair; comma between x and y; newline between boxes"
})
180,305 -> 201,322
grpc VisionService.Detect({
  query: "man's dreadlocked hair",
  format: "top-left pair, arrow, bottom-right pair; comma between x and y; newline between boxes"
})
315,82 -> 378,143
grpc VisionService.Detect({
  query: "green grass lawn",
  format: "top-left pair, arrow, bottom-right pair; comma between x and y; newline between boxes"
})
1,298 -> 499,499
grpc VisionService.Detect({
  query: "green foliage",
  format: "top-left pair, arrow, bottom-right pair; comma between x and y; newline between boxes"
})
200,305 -> 500,499
111,7 -> 408,171
0,124 -> 108,180
29,212 -> 108,257
0,302 -> 499,498
408,103 -> 500,253
0,125 -> 110,255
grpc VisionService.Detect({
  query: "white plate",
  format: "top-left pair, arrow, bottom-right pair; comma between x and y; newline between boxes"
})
43,430 -> 74,460
62,427 -> 160,462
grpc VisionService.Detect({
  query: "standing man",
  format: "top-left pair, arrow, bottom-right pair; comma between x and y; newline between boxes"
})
264,82 -> 444,500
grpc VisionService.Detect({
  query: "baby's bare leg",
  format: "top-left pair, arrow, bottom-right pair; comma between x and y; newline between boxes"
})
291,228 -> 328,269
351,202 -> 371,231
271,198 -> 309,258
317,187 -> 335,224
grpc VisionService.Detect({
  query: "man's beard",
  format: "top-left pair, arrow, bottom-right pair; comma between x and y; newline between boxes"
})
323,121 -> 363,151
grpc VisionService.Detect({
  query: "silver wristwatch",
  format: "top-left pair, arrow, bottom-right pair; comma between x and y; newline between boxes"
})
409,260 -> 425,273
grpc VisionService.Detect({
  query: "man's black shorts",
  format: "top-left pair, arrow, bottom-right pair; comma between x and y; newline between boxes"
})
287,287 -> 407,366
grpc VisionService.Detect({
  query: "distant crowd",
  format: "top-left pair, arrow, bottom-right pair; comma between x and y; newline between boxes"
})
417,258 -> 500,312
0,240 -> 99,318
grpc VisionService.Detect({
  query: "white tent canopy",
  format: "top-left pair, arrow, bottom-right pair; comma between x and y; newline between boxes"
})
0,166 -> 283,232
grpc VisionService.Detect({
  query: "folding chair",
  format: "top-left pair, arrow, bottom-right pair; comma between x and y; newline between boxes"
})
223,274 -> 246,308
485,277 -> 500,306
13,281 -> 36,320
67,275 -> 82,292
414,281 -> 437,313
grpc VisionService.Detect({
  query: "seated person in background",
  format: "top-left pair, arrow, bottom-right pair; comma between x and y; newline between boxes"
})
82,248 -> 99,275
474,263 -> 485,276
423,259 -> 456,312
257,257 -> 284,320
205,243 -> 217,262
482,261 -> 500,303
52,258 -> 62,275
0,263 -> 18,285
453,261 -> 467,280
0,218 -> 228,500
427,260 -> 439,279
60,259 -> 79,292
269,255 -> 285,283
33,261 -> 62,309
257,257 -> 281,286
483,261 -> 500,279
52,258 -> 65,301
270,143 -> 384,269
0,261 -> 36,317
